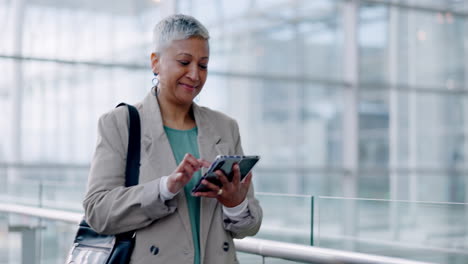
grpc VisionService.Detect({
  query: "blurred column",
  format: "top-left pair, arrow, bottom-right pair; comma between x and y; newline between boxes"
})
407,5 -> 419,218
289,0 -> 303,194
465,5 -> 468,205
342,0 -> 359,250
10,0 -> 26,160
9,0 -> 25,178
388,2 -> 401,241
7,3 -> 26,263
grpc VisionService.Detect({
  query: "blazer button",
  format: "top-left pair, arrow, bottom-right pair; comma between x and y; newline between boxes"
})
223,242 -> 229,252
150,245 -> 159,255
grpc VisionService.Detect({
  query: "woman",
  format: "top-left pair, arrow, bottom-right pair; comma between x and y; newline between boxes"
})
83,14 -> 262,264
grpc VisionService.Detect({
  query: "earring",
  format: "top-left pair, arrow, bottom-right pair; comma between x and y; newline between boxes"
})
152,77 -> 159,88
194,93 -> 201,103
151,74 -> 160,96
151,85 -> 160,96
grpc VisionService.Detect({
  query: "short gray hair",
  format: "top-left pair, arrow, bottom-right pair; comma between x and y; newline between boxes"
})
152,14 -> 210,54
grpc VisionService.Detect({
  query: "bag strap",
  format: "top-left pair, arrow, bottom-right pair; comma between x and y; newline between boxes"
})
116,103 -> 141,187
78,104 -> 140,239
114,103 -> 141,241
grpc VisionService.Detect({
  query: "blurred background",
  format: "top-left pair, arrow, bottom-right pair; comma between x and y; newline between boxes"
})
1,0 -> 468,263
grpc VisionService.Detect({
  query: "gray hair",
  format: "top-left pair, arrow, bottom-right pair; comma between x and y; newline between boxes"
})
152,14 -> 210,54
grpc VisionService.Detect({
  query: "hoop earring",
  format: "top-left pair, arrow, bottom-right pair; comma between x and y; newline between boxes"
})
151,77 -> 160,96
194,93 -> 201,103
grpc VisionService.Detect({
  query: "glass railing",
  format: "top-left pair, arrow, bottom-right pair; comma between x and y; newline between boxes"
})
315,196 -> 468,264
3,207 -> 433,264
0,178 -> 85,212
0,168 -> 315,247
0,212 -> 77,264
0,170 -> 314,263
238,192 -> 313,263
0,209 -> 315,264
1,166 -> 467,263
255,193 -> 314,245
0,165 -> 87,212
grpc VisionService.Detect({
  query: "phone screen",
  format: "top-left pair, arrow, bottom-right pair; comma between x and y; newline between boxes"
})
192,155 -> 260,193
213,158 -> 259,181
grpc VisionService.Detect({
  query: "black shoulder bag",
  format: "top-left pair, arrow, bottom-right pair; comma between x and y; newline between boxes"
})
66,103 -> 140,264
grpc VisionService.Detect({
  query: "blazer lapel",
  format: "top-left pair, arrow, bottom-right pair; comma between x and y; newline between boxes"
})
139,93 -> 192,239
192,103 -> 222,262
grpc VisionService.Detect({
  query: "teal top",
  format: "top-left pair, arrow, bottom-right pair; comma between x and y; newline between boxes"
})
164,126 -> 201,264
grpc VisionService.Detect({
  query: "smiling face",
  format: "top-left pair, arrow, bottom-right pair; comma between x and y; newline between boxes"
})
151,37 -> 209,106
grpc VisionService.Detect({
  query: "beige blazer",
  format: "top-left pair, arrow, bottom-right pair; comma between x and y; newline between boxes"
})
83,92 -> 263,264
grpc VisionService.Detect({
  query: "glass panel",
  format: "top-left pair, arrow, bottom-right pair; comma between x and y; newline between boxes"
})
359,4 -> 388,83
0,167 -> 88,212
203,75 -> 345,194
0,212 -> 77,264
189,0 -> 344,79
1,0 -> 347,197
359,89 -> 389,168
359,88 -> 468,202
40,218 -> 77,264
0,210 -> 313,264
357,171 -> 390,199
256,193 -> 313,245
8,61 -> 149,163
316,196 -> 468,263
17,1 -> 156,65
237,252 -> 264,264
406,0 -> 468,13
359,2 -> 467,90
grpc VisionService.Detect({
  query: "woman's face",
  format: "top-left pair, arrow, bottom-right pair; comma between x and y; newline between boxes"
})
151,37 -> 209,106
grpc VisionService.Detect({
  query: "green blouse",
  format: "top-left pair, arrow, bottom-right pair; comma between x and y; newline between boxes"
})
164,126 -> 201,264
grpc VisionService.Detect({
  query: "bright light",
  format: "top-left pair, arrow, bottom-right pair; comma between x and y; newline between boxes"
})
417,30 -> 427,41
446,12 -> 454,24
436,12 -> 444,24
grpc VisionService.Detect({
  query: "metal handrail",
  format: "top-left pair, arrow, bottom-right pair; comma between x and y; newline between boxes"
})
0,202 -> 436,264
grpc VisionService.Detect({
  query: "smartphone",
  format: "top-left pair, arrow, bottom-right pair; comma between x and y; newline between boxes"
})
191,155 -> 260,193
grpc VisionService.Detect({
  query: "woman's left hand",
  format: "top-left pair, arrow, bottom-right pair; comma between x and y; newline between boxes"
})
193,164 -> 252,208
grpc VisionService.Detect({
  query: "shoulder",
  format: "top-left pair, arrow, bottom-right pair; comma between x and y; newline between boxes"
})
97,102 -> 144,129
196,105 -> 239,130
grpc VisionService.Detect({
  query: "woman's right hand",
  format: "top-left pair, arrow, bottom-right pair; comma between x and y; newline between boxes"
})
166,153 -> 210,194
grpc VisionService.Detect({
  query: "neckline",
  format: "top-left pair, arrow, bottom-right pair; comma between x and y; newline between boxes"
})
164,125 -> 198,132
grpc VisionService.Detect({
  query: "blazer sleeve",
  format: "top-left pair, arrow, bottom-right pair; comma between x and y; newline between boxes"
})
222,120 -> 263,239
83,110 -> 177,235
